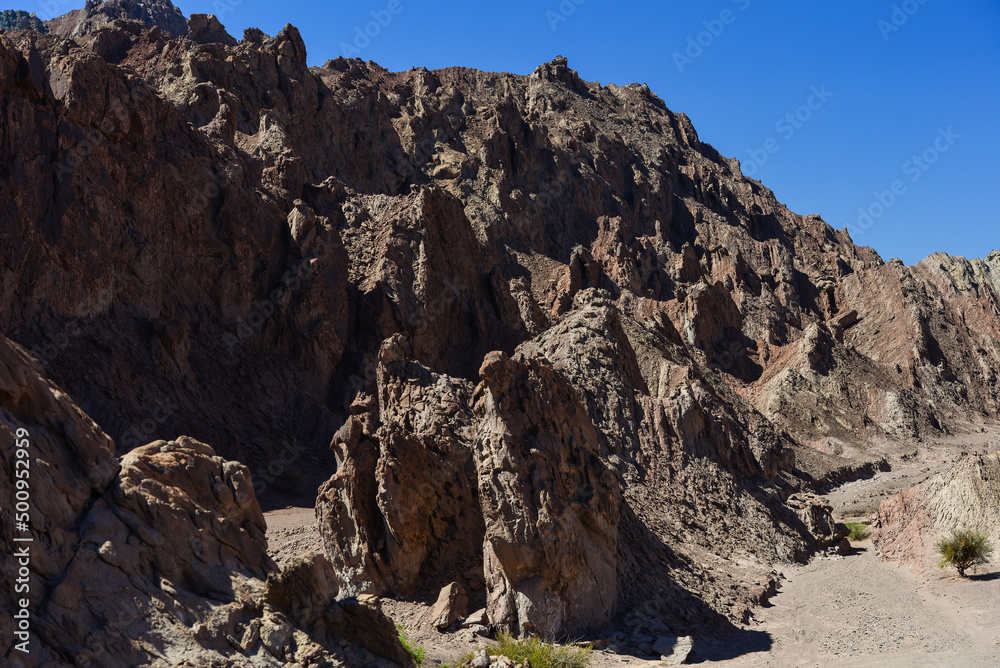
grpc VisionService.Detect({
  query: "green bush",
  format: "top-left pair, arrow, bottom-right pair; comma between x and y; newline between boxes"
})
397,624 -> 425,666
936,529 -> 994,577
452,632 -> 591,668
846,522 -> 869,542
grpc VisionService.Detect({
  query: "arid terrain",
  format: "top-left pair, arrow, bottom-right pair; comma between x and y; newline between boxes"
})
1,1 -> 999,666
262,429 -> 1000,666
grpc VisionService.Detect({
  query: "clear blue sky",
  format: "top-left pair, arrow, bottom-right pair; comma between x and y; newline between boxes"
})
137,2 -> 1000,262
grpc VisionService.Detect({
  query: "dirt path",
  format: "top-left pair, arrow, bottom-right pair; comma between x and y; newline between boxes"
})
262,431 -> 1000,667
687,542 -> 1000,667
686,432 -> 1000,668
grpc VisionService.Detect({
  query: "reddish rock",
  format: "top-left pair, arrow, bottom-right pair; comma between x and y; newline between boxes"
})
4,17 -> 1000,656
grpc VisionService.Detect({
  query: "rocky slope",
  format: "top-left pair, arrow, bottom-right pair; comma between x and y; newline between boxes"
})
0,9 -> 45,32
44,0 -> 187,39
0,334 -> 410,666
871,451 -> 1000,572
1,4 -> 999,661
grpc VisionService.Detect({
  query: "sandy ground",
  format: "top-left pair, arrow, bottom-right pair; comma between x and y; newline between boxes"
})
826,429 -> 996,523
687,543 -> 1000,667
263,429 -> 1000,667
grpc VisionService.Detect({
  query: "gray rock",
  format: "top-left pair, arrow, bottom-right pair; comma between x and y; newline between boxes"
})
467,624 -> 490,637
431,582 -> 470,630
463,608 -> 488,627
654,635 -> 694,664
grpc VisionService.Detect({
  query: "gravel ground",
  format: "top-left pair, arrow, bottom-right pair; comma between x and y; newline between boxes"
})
687,541 -> 1000,667
263,430 -> 1000,667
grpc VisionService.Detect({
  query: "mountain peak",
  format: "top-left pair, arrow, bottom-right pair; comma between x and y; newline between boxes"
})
45,0 -> 188,39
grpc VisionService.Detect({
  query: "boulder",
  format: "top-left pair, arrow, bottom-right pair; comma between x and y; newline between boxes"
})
463,608 -> 488,627
430,582 -> 469,630
654,635 -> 694,664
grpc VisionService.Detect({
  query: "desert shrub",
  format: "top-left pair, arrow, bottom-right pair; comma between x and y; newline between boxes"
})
846,522 -> 869,541
276,466 -> 303,493
936,529 -> 994,577
397,625 -> 425,666
471,632 -> 591,668
448,632 -> 591,668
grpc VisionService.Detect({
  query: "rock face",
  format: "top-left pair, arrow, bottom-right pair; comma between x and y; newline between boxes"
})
3,12 -> 1000,654
0,335 -> 410,666
317,293 -> 844,637
317,335 -> 484,598
473,347 -> 621,637
871,452 -> 1000,572
45,0 -> 188,39
0,10 -> 46,32
0,24 -> 349,471
187,13 -> 237,47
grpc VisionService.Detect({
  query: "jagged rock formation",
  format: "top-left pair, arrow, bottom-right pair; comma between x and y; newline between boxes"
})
871,452 -> 1000,572
0,9 -> 46,32
45,0 -> 188,39
317,335 -> 484,599
316,291 -> 851,636
473,344 -> 621,638
2,4 -> 1000,655
0,335 -> 410,666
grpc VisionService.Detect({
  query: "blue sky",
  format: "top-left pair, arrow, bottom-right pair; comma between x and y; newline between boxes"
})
105,1 -> 1000,263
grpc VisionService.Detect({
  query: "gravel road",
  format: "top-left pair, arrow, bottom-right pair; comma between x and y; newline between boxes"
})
264,433 -> 1000,667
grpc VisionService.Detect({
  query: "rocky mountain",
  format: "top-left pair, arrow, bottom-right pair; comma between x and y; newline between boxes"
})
0,9 -> 46,32
44,0 -> 187,39
0,334 -> 410,666
1,5 -> 998,663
